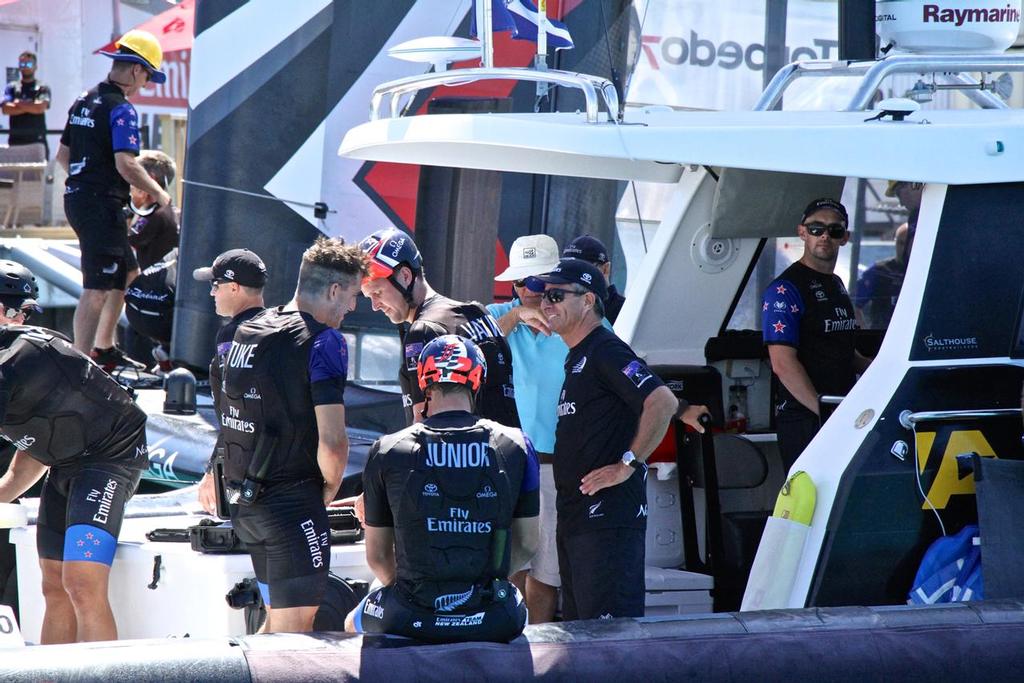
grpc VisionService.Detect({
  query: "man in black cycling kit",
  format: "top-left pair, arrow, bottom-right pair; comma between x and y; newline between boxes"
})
216,237 -> 365,633
359,228 -> 519,428
346,334 -> 539,642
0,261 -> 148,643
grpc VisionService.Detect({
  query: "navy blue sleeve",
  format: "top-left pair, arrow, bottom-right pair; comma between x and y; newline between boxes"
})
513,433 -> 540,518
109,102 -> 140,154
308,328 -> 348,406
762,278 -> 804,347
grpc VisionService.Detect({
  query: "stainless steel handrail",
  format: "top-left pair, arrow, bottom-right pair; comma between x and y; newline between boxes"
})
370,67 -> 619,124
898,408 -> 1022,430
754,54 -> 1024,112
819,395 -> 846,406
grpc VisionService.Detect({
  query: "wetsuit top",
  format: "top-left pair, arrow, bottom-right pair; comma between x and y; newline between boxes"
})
208,306 -> 265,465
4,79 -> 50,145
605,284 -> 626,325
400,293 -> 520,429
853,257 -> 906,329
362,410 -> 539,611
0,326 -> 147,468
59,81 -> 140,201
553,325 -> 664,531
219,307 -> 348,486
128,204 -> 179,272
762,261 -> 858,410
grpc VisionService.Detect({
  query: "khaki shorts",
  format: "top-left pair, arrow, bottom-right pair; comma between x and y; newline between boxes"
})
528,464 -> 560,587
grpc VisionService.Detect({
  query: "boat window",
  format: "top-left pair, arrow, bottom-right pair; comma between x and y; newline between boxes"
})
723,178 -> 912,333
355,332 -> 401,384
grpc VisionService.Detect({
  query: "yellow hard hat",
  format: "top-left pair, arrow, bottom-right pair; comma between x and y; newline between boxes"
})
100,29 -> 166,84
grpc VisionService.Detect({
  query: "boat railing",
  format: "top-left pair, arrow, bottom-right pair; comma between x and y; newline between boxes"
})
898,408 -> 1023,430
754,53 -> 1024,112
369,67 -> 620,124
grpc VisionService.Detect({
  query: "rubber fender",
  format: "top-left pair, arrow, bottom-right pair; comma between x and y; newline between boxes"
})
772,470 -> 816,525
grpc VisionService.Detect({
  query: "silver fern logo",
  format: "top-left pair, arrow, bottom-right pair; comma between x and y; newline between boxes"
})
571,356 -> 587,374
434,587 -> 474,612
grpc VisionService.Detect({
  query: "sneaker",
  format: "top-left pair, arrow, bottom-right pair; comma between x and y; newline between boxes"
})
91,345 -> 147,372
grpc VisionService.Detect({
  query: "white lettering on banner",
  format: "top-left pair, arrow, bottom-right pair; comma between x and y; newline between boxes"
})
10,435 -> 35,451
627,0 -> 841,110
921,5 -> 1021,26
459,315 -> 503,342
425,442 -> 491,468
434,612 -> 486,628
363,600 -> 384,619
69,108 -> 95,128
92,478 -> 118,525
301,519 -> 324,568
225,342 -> 257,369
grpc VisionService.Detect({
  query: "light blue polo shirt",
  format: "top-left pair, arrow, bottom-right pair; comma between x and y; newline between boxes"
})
487,300 -> 568,454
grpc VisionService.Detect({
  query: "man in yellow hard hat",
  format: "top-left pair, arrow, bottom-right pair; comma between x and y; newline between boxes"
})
55,29 -> 171,369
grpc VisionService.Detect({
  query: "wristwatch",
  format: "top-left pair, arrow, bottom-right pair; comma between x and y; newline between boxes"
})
621,450 -> 641,469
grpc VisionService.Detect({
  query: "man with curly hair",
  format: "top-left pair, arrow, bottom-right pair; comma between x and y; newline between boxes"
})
214,236 -> 366,633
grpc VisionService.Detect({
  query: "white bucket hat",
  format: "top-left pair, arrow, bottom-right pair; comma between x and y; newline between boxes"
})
494,234 -> 561,281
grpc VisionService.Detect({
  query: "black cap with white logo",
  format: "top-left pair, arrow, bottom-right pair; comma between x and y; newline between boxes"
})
192,249 -> 268,288
535,258 -> 608,301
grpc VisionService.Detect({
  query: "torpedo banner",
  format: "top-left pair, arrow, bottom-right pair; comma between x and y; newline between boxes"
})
626,0 -> 840,110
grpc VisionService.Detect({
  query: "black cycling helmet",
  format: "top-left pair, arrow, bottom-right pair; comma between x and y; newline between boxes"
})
359,228 -> 423,304
0,260 -> 41,317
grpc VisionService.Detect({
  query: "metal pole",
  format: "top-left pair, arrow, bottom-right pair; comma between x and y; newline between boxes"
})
839,0 -> 876,61
763,0 -> 788,104
477,0 -> 494,68
536,0 -> 548,68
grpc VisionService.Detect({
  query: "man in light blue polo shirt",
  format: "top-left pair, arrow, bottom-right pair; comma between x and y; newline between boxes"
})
488,234 -> 566,623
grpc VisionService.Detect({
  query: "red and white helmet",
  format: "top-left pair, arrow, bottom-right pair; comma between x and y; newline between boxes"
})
417,334 -> 487,393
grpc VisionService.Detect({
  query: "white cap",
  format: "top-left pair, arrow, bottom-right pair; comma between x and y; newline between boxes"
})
494,234 -> 560,281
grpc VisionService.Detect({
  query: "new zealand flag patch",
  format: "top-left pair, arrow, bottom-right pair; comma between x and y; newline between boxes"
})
622,359 -> 654,388
405,342 -> 424,371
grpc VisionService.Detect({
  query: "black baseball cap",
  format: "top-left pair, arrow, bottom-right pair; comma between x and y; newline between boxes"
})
535,258 -> 608,302
192,249 -> 267,288
801,198 -> 849,225
562,234 -> 610,265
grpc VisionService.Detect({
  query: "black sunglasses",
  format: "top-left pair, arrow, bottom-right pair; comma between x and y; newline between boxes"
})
542,288 -> 587,304
513,277 -> 545,292
4,306 -> 34,322
804,221 -> 847,239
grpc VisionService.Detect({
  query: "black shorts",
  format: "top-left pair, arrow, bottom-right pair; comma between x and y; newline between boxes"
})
557,526 -> 646,620
775,405 -> 821,472
64,190 -> 138,290
37,458 -> 144,565
231,479 -> 330,609
353,582 -> 527,643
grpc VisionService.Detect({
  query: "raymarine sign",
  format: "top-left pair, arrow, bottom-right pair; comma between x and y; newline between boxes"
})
877,0 -> 1023,54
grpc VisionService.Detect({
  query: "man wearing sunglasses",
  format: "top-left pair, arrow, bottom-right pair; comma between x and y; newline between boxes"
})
0,260 -> 149,643
487,234 -> 565,622
2,51 -> 51,156
192,249 -> 267,518
56,29 -> 170,370
537,259 -> 708,620
762,198 -> 871,471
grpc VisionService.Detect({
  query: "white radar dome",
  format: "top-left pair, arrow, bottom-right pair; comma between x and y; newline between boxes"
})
877,0 -> 1023,54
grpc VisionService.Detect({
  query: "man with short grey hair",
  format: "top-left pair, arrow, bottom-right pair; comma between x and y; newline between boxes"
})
538,259 -> 708,619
